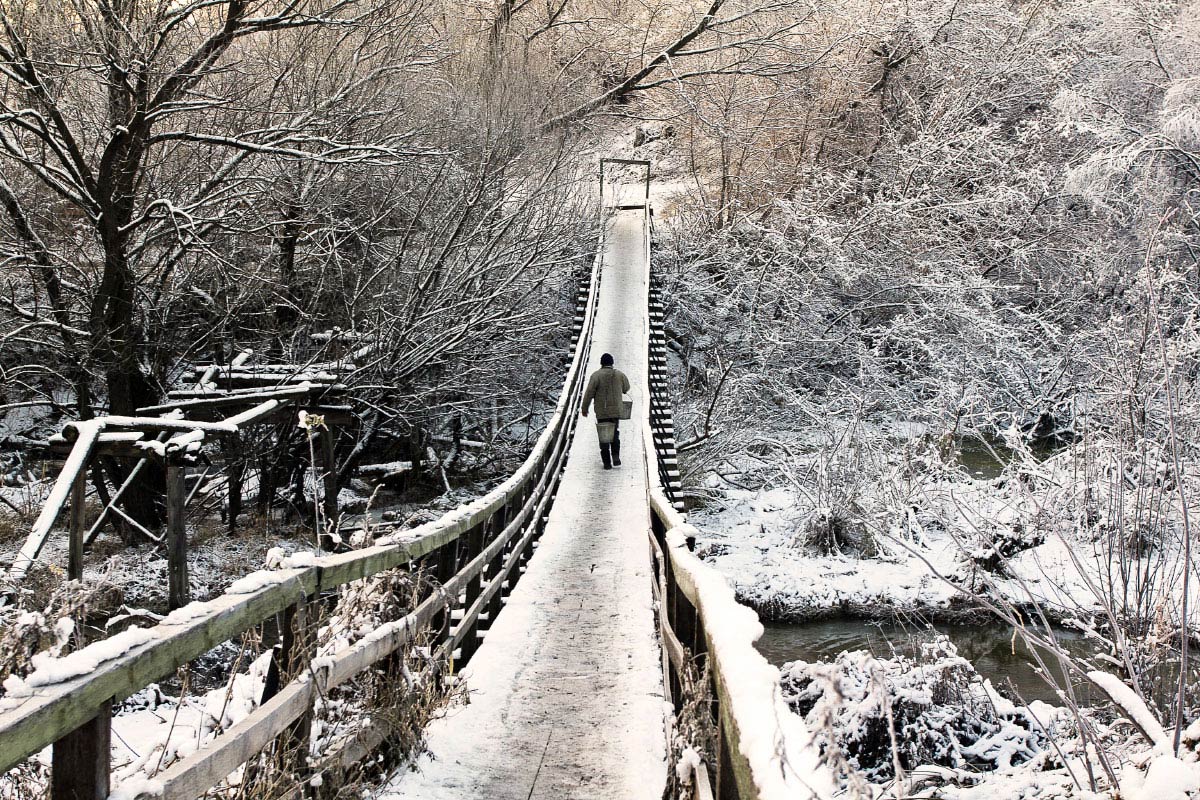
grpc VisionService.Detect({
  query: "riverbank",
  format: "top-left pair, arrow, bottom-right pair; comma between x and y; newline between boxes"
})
688,441 -> 1200,797
690,431 -> 1198,635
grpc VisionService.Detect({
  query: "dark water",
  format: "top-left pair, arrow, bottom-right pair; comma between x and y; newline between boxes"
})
757,619 -> 1097,705
955,438 -> 1014,479
955,436 -> 1067,479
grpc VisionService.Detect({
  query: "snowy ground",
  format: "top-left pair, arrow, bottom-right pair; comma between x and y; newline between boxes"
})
684,432 -> 1200,798
376,209 -> 667,800
0,474 -> 497,612
690,437 -> 1199,628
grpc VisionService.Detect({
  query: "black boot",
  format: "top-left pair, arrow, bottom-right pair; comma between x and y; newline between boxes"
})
612,426 -> 622,466
601,442 -> 612,470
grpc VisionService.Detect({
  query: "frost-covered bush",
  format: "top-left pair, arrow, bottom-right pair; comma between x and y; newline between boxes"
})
800,506 -> 878,558
0,578 -> 122,690
780,637 -> 1056,781
965,520 -> 1045,574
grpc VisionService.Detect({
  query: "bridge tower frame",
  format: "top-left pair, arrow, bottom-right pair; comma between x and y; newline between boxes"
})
599,157 -> 650,210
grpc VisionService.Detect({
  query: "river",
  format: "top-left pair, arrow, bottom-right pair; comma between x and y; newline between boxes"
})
756,618 -> 1096,705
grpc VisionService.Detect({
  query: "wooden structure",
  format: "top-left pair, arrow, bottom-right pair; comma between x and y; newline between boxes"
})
639,202 -> 818,799
0,177 -> 820,800
4,355 -> 355,609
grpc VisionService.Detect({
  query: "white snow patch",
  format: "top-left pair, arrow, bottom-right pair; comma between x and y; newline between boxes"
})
2,626 -> 157,699
1119,754 -> 1200,800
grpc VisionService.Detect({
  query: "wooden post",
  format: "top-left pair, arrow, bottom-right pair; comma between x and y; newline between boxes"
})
51,699 -> 111,800
225,436 -> 244,535
457,523 -> 486,665
431,541 -> 458,643
319,427 -> 339,551
68,467 -> 87,580
482,502 -> 509,630
267,601 -> 314,771
715,719 -> 738,800
249,601 -> 314,783
166,458 -> 189,610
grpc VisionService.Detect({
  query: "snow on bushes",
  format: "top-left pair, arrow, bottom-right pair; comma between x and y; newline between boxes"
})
779,636 -> 1062,782
693,427 -> 1200,626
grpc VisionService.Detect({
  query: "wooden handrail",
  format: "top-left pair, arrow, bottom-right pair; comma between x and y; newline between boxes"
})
0,218 -> 607,800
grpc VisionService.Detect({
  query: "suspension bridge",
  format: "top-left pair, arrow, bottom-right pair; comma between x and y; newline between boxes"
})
0,164 -> 825,800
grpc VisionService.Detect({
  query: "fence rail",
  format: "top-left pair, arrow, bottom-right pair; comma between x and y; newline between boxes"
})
0,227 -> 605,800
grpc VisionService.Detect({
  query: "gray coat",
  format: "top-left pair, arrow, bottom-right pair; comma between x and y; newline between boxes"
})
582,366 -> 630,419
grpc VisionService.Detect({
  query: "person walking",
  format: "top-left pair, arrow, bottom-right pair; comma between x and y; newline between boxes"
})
581,353 -> 630,470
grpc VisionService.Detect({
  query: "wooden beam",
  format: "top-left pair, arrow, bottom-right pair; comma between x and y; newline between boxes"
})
164,385 -> 348,402
68,468 -> 86,581
51,699 -> 110,800
0,572 -> 316,774
6,421 -> 103,584
166,460 -> 190,610
132,680 -> 314,800
138,385 -> 316,416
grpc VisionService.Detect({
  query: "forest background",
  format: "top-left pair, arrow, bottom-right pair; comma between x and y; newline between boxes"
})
1,0 -> 1198,796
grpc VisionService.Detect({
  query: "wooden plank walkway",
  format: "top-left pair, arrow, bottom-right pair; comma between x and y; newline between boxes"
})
375,210 -> 666,799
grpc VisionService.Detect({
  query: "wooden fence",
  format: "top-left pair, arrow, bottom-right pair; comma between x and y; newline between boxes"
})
0,232 -> 603,800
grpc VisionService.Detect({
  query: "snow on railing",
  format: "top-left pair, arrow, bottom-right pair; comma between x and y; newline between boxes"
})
637,203 -> 832,800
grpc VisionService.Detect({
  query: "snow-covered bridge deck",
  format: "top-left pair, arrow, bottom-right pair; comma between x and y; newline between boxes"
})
377,210 -> 667,799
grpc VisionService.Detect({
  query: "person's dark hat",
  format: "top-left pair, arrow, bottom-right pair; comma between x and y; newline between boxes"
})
601,353 -> 614,366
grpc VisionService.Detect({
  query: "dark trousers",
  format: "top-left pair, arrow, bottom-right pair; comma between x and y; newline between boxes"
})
599,418 -> 621,467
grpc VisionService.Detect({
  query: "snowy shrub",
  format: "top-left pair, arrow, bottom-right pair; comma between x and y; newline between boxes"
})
780,637 -> 1054,781
800,506 -> 878,558
965,522 -> 1045,574
0,577 -> 122,691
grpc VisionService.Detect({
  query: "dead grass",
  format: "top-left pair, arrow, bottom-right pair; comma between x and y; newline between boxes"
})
0,573 -> 123,689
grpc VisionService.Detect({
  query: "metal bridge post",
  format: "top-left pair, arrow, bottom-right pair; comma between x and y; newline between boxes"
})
51,699 -> 111,800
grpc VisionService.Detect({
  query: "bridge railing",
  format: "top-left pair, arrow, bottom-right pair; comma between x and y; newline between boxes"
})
0,227 -> 605,800
638,205 -> 828,800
